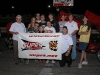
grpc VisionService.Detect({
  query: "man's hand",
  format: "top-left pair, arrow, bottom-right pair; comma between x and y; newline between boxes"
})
14,32 -> 19,34
65,52 -> 70,56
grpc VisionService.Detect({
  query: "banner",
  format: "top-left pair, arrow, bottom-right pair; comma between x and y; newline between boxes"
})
18,33 -> 62,60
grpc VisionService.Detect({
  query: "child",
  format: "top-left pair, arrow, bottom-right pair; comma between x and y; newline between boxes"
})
39,25 -> 45,33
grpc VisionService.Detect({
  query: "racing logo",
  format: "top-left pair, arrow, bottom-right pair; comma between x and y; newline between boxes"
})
21,39 -> 45,51
49,40 -> 58,51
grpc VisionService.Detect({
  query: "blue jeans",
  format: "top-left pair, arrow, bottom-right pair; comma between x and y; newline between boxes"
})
71,35 -> 76,59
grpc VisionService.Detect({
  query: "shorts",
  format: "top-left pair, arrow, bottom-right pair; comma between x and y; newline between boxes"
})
79,42 -> 88,51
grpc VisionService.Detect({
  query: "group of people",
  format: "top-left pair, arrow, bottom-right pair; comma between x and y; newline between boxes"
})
8,12 -> 91,68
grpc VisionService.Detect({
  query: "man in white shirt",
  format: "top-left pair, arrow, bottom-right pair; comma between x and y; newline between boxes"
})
9,15 -> 26,64
64,14 -> 78,61
59,26 -> 73,67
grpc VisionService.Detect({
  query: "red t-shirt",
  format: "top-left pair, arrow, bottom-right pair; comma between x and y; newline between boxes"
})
6,22 -> 12,36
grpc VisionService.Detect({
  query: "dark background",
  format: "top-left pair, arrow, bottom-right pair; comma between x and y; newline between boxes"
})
0,0 -> 100,15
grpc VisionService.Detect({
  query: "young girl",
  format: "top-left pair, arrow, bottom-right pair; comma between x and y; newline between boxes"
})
78,16 -> 91,68
28,17 -> 36,33
39,25 -> 45,33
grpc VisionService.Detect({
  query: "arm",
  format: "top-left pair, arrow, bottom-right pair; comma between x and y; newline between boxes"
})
10,31 -> 18,35
65,36 -> 73,56
78,25 -> 88,35
78,23 -> 91,35
28,24 -> 31,29
71,22 -> 78,36
78,31 -> 88,35
9,23 -> 19,35
23,23 -> 26,33
65,45 -> 72,56
71,30 -> 78,36
78,27 -> 90,35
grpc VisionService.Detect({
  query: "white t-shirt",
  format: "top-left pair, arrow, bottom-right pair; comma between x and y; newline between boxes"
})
9,22 -> 26,41
59,21 -> 67,32
44,26 -> 56,33
62,34 -> 73,54
64,21 -> 78,35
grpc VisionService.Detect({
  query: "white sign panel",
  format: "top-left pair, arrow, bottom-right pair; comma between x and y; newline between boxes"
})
53,0 -> 74,6
18,33 -> 62,60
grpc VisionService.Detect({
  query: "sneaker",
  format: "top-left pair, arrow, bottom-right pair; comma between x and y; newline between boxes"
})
78,63 -> 82,68
46,60 -> 49,63
51,60 -> 55,63
82,61 -> 88,65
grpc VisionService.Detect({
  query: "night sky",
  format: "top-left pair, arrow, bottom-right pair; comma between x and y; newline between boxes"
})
0,0 -> 100,15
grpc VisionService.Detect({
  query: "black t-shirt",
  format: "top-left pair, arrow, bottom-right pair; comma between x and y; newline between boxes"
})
39,21 -> 46,28
50,20 -> 59,32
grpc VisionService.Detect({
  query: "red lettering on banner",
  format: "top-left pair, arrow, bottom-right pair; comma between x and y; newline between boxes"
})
23,42 -> 43,50
43,54 -> 46,57
28,35 -> 60,37
29,54 -> 58,57
29,35 -> 33,37
54,55 -> 58,57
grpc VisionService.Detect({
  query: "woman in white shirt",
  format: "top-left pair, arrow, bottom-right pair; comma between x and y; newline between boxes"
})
44,20 -> 56,63
44,20 -> 56,33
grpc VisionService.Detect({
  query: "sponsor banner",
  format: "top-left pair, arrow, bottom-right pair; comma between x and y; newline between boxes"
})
53,0 -> 74,6
18,33 -> 62,60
